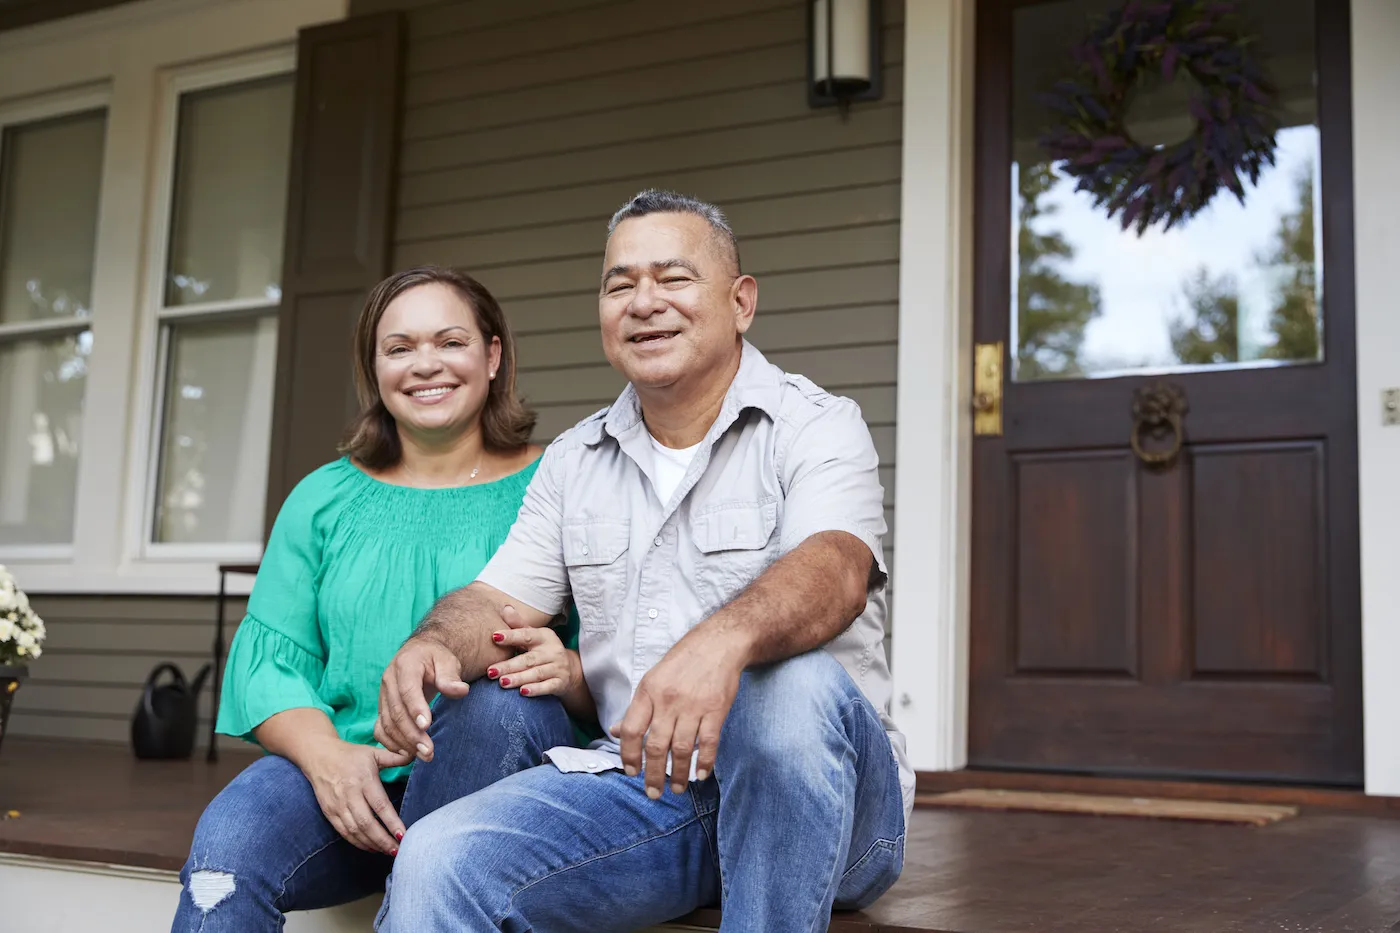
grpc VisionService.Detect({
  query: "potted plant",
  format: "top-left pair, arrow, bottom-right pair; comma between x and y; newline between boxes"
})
0,566 -> 45,755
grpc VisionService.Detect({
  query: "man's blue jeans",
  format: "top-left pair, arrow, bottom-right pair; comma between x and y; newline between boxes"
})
170,683 -> 576,931
376,650 -> 906,933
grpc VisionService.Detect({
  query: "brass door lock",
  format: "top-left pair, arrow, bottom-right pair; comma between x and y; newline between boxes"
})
973,342 -> 1003,436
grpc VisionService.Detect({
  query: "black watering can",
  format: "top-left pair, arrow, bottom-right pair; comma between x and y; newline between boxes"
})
131,662 -> 212,760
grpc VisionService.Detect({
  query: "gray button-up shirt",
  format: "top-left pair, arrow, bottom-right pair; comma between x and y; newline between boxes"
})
477,341 -> 913,821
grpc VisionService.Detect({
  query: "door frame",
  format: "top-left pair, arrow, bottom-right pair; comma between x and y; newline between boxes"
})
889,0 -> 1400,795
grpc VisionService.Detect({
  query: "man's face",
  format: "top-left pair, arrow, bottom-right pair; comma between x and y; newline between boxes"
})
598,212 -> 754,391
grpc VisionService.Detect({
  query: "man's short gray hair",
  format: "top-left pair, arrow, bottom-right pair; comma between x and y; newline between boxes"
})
607,188 -> 742,273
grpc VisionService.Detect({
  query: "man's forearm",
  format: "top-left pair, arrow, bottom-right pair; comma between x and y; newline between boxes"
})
692,531 -> 873,668
413,582 -> 518,681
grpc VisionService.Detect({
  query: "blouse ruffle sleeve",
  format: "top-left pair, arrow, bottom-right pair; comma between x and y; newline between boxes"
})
215,470 -> 334,743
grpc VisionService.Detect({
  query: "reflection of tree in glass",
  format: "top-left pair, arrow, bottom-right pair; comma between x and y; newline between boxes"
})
1017,163 -> 1102,379
1167,164 -> 1318,367
1260,168 -> 1319,361
1169,270 -> 1240,365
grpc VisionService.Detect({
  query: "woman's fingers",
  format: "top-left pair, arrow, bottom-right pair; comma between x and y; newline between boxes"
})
344,791 -> 398,855
519,676 -> 565,697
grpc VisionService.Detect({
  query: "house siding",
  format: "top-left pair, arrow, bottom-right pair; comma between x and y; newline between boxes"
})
360,0 -> 905,579
11,595 -> 246,749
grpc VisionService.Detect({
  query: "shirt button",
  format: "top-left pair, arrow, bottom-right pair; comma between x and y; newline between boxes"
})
581,545 -> 590,555
654,536 -> 663,547
648,608 -> 659,619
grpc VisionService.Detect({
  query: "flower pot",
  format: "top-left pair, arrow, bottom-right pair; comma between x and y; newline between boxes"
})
0,665 -> 26,757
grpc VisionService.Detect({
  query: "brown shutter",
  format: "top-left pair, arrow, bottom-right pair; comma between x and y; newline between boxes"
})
263,12 -> 404,538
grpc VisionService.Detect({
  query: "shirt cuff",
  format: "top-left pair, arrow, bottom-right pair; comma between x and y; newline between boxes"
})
475,565 -> 565,618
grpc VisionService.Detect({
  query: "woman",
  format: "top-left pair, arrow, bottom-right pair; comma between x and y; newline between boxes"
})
171,266 -> 590,931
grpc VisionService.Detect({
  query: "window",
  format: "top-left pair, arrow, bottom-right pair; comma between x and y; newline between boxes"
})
0,0 -> 336,593
0,96 -> 107,553
144,68 -> 293,553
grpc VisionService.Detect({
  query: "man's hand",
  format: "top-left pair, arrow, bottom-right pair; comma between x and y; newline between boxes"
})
614,626 -> 749,799
375,637 -> 470,763
302,738 -> 413,854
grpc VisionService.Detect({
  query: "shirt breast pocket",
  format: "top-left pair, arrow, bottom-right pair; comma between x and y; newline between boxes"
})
689,498 -> 778,616
563,520 -> 630,635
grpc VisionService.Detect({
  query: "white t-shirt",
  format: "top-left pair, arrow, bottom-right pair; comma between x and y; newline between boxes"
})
648,432 -> 700,504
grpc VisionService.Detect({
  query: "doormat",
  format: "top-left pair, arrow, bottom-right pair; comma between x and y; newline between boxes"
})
918,789 -> 1298,826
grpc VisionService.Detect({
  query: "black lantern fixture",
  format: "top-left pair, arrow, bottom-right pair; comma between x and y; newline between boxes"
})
808,0 -> 883,111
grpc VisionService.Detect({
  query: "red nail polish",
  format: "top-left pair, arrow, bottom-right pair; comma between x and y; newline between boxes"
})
395,831 -> 404,841
492,632 -> 504,643
520,687 -> 531,696
500,677 -> 511,686
487,668 -> 498,679
390,848 -> 398,857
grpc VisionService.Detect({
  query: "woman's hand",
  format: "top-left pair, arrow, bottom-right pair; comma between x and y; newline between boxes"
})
487,622 -> 581,698
302,738 -> 413,855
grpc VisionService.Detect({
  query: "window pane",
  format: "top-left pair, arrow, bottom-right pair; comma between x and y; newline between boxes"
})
0,110 -> 107,324
153,315 -> 277,544
0,332 -> 90,545
1010,0 -> 1321,381
164,75 -> 294,307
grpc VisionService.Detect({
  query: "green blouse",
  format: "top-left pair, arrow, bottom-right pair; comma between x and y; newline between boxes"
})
216,455 -> 575,783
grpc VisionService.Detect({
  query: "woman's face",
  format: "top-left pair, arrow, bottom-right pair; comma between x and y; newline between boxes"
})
374,282 -> 501,444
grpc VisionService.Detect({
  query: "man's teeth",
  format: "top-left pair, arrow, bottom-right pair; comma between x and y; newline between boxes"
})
411,387 -> 453,397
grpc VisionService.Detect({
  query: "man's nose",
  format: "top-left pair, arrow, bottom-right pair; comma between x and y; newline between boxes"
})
627,279 -> 666,316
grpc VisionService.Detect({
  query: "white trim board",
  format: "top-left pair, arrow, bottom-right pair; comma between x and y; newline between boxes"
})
1351,0 -> 1400,798
889,0 -> 976,772
892,0 -> 1400,797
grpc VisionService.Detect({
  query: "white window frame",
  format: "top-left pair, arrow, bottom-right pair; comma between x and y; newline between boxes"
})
127,48 -> 294,565
0,0 -> 346,595
0,84 -> 112,564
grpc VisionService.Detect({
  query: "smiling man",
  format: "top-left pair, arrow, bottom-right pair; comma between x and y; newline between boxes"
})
374,190 -> 912,933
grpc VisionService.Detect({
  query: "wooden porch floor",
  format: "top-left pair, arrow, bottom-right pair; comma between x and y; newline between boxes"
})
2,738 -> 1399,932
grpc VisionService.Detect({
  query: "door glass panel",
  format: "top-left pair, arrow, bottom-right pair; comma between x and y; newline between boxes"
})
1011,0 -> 1320,381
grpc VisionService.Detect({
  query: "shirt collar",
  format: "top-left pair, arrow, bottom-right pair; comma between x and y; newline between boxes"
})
584,339 -> 782,447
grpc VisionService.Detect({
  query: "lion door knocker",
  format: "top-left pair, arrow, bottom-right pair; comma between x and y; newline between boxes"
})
1130,381 -> 1188,468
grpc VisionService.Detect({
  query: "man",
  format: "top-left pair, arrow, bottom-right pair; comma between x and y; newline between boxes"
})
374,190 -> 913,932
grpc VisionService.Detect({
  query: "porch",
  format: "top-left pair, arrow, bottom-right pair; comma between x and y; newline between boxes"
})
3,737 -> 1399,933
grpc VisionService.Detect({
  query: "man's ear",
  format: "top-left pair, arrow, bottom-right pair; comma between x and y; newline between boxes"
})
732,274 -> 758,335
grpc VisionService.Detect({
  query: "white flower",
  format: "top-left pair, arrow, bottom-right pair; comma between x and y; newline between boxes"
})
17,631 -> 35,649
14,590 -> 27,612
0,618 -> 12,643
0,589 -> 12,612
29,646 -> 41,659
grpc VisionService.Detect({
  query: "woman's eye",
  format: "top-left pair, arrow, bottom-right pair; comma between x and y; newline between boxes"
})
442,339 -> 465,349
385,346 -> 409,356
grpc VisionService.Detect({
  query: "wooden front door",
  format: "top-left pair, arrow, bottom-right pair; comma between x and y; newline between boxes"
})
969,0 -> 1362,785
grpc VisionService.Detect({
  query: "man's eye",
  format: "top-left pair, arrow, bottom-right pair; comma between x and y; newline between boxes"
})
607,283 -> 633,294
661,276 -> 690,285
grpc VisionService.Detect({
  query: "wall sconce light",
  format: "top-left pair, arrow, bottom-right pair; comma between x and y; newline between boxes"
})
808,0 -> 883,111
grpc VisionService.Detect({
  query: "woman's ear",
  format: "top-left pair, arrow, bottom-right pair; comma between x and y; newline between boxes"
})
488,335 -> 503,379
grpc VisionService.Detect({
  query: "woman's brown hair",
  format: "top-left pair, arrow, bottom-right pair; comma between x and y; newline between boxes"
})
340,265 -> 536,469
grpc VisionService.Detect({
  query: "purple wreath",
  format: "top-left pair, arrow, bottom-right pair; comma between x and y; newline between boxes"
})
1037,0 -> 1279,235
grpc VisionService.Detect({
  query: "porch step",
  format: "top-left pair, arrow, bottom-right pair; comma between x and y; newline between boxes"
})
0,853 -> 701,933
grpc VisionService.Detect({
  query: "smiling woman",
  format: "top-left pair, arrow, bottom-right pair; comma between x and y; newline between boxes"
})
172,264 -> 587,930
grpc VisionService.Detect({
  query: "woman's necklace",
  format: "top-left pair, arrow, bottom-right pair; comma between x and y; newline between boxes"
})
402,452 -> 484,487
